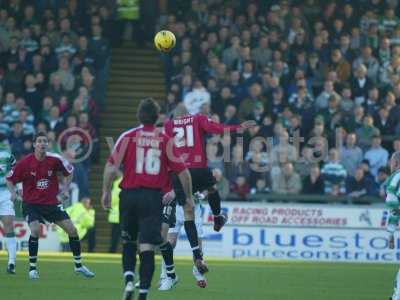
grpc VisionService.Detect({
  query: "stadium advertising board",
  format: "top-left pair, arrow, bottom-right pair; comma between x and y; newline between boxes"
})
202,202 -> 386,229
0,221 -> 60,251
175,225 -> 398,263
174,203 -> 396,263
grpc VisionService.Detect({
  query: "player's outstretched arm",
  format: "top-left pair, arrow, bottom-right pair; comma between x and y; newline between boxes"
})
240,120 -> 257,130
101,162 -> 118,210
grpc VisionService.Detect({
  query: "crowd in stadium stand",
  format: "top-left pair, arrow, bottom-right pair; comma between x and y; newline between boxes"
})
0,1 -> 111,203
161,0 -> 400,201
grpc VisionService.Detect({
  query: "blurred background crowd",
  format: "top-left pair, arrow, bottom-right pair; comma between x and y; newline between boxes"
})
0,0 -> 113,201
160,0 -> 400,202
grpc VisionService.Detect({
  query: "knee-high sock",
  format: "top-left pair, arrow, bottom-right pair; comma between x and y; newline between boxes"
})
184,221 -> 202,260
5,232 -> 16,265
160,242 -> 175,279
69,236 -> 82,268
139,251 -> 155,300
208,191 -> 221,216
122,239 -> 137,284
28,236 -> 39,271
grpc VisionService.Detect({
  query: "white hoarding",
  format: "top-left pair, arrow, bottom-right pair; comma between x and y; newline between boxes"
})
174,225 -> 399,263
0,221 -> 60,251
202,202 -> 387,229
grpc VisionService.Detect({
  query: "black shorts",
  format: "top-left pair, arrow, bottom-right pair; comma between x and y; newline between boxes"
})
162,200 -> 176,228
119,188 -> 163,245
172,167 -> 216,206
22,203 -> 70,224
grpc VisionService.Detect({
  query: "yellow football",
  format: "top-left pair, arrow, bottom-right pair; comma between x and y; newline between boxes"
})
154,30 -> 176,52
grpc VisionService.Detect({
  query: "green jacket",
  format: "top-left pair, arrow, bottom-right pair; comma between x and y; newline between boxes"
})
117,0 -> 140,20
108,178 -> 122,224
57,202 -> 95,243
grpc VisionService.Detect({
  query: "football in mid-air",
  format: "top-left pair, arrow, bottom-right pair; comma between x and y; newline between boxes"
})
154,30 -> 176,52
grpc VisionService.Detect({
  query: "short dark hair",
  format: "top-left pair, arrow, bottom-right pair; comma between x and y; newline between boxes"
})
137,98 -> 160,125
33,131 -> 48,143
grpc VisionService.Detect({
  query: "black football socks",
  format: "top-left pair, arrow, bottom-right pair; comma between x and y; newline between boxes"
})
138,251 -> 155,300
69,236 -> 82,268
28,236 -> 39,271
184,220 -> 202,260
160,241 -> 176,279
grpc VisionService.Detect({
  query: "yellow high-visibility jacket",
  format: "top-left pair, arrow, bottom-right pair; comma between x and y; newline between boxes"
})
108,177 -> 122,224
57,202 -> 95,243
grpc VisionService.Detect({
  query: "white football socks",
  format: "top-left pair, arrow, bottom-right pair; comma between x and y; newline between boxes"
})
5,235 -> 17,265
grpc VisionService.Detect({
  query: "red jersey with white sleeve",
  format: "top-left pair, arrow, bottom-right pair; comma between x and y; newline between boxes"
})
108,124 -> 187,190
6,152 -> 74,205
164,113 -> 241,169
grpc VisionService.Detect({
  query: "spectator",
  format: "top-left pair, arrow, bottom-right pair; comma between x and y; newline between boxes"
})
225,144 -> 250,184
321,148 -> 347,195
360,159 -> 376,183
251,35 -> 272,69
50,56 -> 75,92
239,83 -> 264,120
46,73 -> 67,102
351,64 -> 373,104
352,46 -> 380,82
246,101 -> 265,125
23,73 -> 42,118
222,36 -> 240,69
231,175 -> 250,200
222,104 -> 240,125
325,48 -> 351,83
315,80 -> 340,111
340,133 -> 363,177
212,168 -> 229,201
302,164 -> 324,194
271,130 -> 297,170
55,33 -> 77,58
207,141 -> 224,171
377,166 -> 390,198
355,114 -> 380,151
18,108 -> 35,135
346,167 -> 377,198
375,107 -> 392,135
0,111 -> 10,136
364,134 -> 389,178
4,56 -> 24,94
250,177 -> 270,195
8,121 -> 29,159
183,79 -> 210,115
295,146 -> 315,178
272,162 -> 302,195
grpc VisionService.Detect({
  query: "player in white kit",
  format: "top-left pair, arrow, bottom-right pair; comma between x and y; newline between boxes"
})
159,192 -> 208,289
0,142 -> 17,274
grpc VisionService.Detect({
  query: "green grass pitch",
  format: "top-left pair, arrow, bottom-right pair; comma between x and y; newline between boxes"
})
0,253 -> 398,300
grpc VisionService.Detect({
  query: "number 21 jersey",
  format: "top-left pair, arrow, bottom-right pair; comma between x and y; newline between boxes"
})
164,114 -> 241,169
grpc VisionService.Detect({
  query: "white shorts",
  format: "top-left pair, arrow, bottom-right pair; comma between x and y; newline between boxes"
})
0,189 -> 15,216
169,203 -> 204,239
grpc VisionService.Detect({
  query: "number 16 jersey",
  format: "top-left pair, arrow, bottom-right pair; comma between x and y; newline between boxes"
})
108,124 -> 186,190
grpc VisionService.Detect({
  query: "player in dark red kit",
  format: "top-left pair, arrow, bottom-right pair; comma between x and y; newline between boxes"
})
165,104 -> 255,226
101,98 -> 194,300
6,132 -> 94,279
164,104 -> 255,262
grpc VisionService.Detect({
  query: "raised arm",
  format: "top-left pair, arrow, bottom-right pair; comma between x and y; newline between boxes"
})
199,114 -> 256,135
